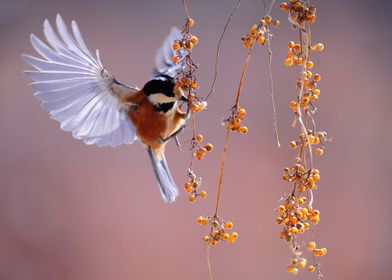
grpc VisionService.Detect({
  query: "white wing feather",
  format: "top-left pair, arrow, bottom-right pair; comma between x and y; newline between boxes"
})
22,14 -> 138,147
153,27 -> 183,77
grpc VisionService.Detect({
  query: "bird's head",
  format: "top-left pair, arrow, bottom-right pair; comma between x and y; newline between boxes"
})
143,75 -> 187,110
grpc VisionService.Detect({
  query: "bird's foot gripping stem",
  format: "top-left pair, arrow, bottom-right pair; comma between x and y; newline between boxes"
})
159,125 -> 187,150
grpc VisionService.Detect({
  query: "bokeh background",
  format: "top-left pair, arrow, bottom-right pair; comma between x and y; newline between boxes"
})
0,0 -> 391,279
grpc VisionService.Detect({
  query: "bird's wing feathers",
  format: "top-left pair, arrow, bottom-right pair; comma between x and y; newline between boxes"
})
22,14 -> 138,147
152,27 -> 183,78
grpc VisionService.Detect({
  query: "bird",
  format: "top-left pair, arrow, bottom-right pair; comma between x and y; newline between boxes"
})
22,14 -> 190,203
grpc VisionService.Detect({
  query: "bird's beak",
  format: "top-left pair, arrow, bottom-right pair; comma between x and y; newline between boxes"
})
180,95 -> 188,102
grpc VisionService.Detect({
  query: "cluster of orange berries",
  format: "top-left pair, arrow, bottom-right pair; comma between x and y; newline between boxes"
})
280,0 -> 317,27
282,164 -> 321,191
276,195 -> 321,239
289,130 -> 328,157
172,18 -> 198,64
286,241 -> 327,275
192,134 -> 213,160
197,216 -> 238,246
276,192 -> 327,275
225,107 -> 248,134
284,40 -> 324,68
241,16 -> 279,48
184,168 -> 207,202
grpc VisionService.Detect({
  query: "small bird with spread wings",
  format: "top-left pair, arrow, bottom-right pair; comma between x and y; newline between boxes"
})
22,14 -> 189,203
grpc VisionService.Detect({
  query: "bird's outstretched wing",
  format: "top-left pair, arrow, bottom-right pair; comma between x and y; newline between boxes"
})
22,14 -> 138,147
152,27 -> 183,78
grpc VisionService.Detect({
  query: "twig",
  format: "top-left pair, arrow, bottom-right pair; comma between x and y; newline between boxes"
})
206,0 -> 242,101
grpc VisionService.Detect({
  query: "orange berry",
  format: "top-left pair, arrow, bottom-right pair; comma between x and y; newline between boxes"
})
307,241 -> 316,251
297,197 -> 306,205
191,103 -> 202,112
287,51 -> 295,58
288,41 -> 295,49
238,108 -> 247,117
197,216 -> 205,225
277,205 -> 286,213
249,29 -> 258,38
199,191 -> 207,198
188,195 -> 196,202
204,143 -> 213,152
224,221 -> 234,229
316,148 -> 324,156
191,35 -> 199,45
264,16 -> 272,23
238,126 -> 248,134
287,266 -> 299,275
311,94 -> 319,101
273,20 -> 280,27
185,41 -> 194,50
295,57 -> 303,65
307,60 -> 314,68
172,42 -> 181,51
172,55 -> 180,64
184,182 -> 192,193
289,141 -> 297,149
187,18 -> 195,27
195,134 -> 204,142
280,2 -> 290,11
312,173 -> 321,181
257,36 -> 266,44
289,216 -> 298,224
298,259 -> 307,268
191,81 -> 198,89
314,43 -> 325,51
314,74 -> 321,81
285,58 -> 293,66
290,100 -> 297,110
308,265 -> 316,272
293,44 -> 301,51
203,235 -> 210,242
314,89 -> 321,95
222,233 -> 230,240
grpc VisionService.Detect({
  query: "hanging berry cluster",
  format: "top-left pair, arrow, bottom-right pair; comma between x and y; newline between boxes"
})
184,168 -> 207,202
241,16 -> 279,49
196,5 -> 280,249
198,216 -> 238,246
277,0 -> 330,277
172,4 -> 214,204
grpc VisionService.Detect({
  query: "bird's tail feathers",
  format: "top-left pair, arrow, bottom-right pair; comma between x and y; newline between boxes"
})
147,146 -> 178,203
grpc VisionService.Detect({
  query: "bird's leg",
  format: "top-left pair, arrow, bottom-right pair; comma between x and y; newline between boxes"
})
159,124 -> 187,149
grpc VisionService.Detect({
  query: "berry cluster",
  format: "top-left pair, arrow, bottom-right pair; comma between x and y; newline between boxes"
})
280,0 -> 316,27
282,165 -> 321,191
285,240 -> 327,275
289,130 -> 329,157
225,107 -> 248,134
241,16 -> 279,49
172,18 -> 198,65
278,0 -> 329,277
197,216 -> 238,246
184,168 -> 207,202
192,134 -> 213,160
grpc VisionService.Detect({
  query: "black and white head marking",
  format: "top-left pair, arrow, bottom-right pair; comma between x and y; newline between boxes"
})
143,75 -> 186,113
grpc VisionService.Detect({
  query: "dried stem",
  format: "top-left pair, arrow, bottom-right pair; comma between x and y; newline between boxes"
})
213,130 -> 231,217
206,0 -> 242,101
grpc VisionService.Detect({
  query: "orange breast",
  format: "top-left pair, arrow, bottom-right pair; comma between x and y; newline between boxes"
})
127,92 -> 167,148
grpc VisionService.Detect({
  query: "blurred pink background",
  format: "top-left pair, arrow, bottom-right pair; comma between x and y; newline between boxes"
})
0,0 -> 391,279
